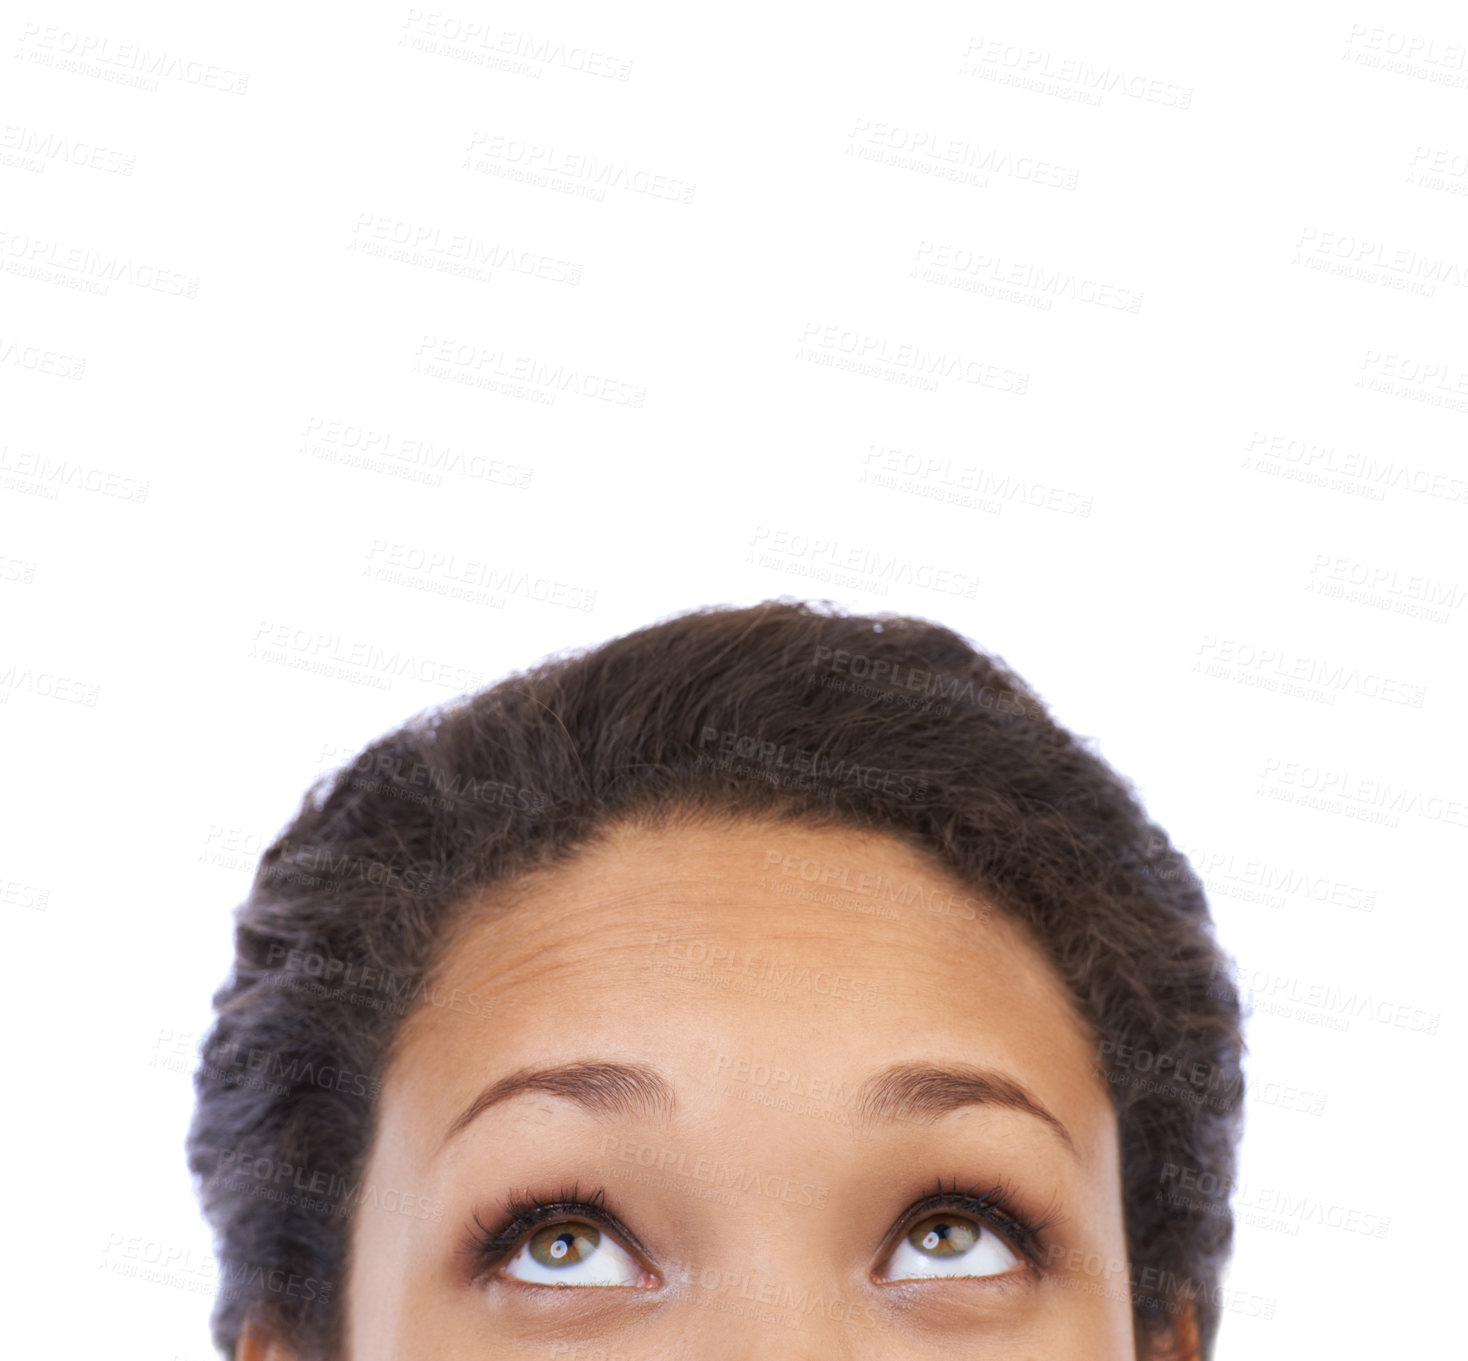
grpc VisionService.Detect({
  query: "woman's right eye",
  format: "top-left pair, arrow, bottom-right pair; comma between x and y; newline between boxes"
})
501,1220 -> 647,1287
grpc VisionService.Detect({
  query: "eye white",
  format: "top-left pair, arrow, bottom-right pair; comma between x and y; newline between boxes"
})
502,1221 -> 643,1287
879,1214 -> 1022,1281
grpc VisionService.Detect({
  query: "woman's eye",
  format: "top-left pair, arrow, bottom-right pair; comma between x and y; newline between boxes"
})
501,1220 -> 645,1287
877,1211 -> 1022,1281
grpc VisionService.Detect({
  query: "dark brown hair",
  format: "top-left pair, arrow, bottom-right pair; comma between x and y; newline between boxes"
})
188,599 -> 1244,1357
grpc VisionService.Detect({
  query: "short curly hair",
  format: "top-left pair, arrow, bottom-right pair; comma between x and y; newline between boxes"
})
188,599 -> 1245,1357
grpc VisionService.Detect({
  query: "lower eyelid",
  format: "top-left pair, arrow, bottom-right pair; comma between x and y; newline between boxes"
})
877,1267 -> 1042,1313
506,1274 -> 663,1291
877,1260 -> 1033,1285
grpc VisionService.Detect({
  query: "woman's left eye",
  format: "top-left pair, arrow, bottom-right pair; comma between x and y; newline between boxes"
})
501,1220 -> 645,1287
876,1211 -> 1023,1281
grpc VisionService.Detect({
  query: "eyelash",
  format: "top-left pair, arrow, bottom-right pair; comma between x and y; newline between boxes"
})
466,1182 -> 641,1276
897,1177 -> 1058,1270
465,1177 -> 1056,1280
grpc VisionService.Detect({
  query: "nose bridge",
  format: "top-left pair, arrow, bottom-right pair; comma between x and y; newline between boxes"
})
676,1229 -> 869,1361
682,1037 -> 873,1357
692,1287 -> 865,1361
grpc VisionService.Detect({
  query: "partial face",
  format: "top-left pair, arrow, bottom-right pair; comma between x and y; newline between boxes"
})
341,819 -> 1137,1358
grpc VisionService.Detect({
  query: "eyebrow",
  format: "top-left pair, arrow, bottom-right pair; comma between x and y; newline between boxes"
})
441,1059 -> 1075,1158
441,1061 -> 677,1148
854,1061 -> 1077,1156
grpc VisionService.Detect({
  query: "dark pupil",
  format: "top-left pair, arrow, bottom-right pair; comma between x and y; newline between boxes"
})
910,1215 -> 979,1257
530,1222 -> 599,1268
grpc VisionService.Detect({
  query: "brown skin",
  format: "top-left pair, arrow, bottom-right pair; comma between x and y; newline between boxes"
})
243,820 -> 1196,1359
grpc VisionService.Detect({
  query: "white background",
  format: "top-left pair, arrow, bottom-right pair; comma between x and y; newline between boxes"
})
2,3 -> 1464,1357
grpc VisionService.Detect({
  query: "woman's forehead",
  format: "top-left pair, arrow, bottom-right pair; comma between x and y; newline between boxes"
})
430,820 -> 1055,1001
384,819 -> 1110,1168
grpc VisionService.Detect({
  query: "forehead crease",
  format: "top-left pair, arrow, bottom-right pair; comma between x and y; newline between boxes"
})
447,929 -> 662,995
455,893 -> 889,974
